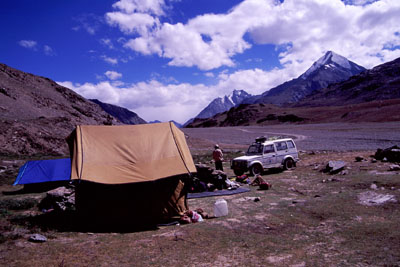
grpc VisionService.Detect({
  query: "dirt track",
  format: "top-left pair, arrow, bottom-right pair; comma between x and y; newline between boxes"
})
183,122 -> 400,151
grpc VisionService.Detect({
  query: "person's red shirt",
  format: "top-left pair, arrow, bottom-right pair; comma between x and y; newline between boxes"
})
213,149 -> 223,161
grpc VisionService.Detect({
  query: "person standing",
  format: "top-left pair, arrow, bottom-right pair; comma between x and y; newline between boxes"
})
213,144 -> 224,171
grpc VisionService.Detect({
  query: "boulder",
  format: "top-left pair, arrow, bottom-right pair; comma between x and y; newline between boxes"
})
28,233 -> 47,243
375,146 -> 400,162
195,164 -> 213,181
389,164 -> 400,171
355,156 -> 365,162
39,186 -> 75,211
324,161 -> 346,174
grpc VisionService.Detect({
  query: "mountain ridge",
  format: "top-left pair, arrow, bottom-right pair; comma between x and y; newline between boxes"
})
195,89 -> 252,119
0,62 -> 120,156
297,56 -> 400,106
243,51 -> 366,106
90,99 -> 147,125
186,55 -> 400,128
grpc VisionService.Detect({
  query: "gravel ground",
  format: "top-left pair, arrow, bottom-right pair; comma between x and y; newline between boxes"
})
183,122 -> 400,151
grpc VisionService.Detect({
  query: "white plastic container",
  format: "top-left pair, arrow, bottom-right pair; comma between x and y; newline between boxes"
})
214,199 -> 228,217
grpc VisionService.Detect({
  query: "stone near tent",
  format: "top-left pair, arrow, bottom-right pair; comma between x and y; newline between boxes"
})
194,164 -> 232,190
39,186 -> 75,212
375,146 -> 400,163
389,164 -> 400,171
355,156 -> 366,162
28,233 -> 47,243
195,164 -> 214,181
210,170 -> 228,190
47,186 -> 74,198
324,161 -> 346,174
211,170 -> 227,179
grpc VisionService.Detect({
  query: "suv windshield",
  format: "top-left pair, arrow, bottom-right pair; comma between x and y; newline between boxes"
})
247,144 -> 263,155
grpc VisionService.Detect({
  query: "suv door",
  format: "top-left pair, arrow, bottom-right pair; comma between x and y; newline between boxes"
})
274,141 -> 288,164
262,144 -> 277,167
286,140 -> 299,160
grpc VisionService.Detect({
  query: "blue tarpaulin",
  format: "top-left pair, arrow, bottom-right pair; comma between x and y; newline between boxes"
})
13,158 -> 71,185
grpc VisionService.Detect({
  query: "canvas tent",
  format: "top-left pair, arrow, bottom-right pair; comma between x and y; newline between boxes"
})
67,122 -> 197,227
13,158 -> 71,185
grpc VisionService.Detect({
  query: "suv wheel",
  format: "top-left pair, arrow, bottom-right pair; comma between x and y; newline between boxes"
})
250,164 -> 263,176
284,158 -> 295,170
234,169 -> 244,176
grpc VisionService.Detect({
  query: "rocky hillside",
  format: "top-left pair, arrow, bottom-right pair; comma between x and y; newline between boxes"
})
297,56 -> 400,106
186,99 -> 400,128
244,51 -> 365,105
90,99 -> 147,125
0,63 -> 120,156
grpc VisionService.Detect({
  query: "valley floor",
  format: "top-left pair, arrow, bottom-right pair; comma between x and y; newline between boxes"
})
183,121 -> 400,152
1,122 -> 400,266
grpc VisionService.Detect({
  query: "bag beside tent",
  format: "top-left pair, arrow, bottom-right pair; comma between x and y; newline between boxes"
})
67,122 -> 196,227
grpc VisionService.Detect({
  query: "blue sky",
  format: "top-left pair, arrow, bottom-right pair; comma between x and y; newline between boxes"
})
1,0 -> 400,123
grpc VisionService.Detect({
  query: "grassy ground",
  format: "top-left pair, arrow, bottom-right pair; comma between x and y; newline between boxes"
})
1,149 -> 400,266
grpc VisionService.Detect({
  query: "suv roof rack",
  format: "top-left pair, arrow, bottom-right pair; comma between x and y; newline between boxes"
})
255,136 -> 286,143
268,136 -> 284,141
255,136 -> 267,143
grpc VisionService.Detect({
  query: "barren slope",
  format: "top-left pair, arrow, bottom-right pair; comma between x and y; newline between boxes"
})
0,63 -> 119,156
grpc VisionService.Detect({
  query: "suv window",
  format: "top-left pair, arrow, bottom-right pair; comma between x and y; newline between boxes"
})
263,144 -> 275,154
247,144 -> 263,155
275,141 -> 287,151
287,140 -> 295,149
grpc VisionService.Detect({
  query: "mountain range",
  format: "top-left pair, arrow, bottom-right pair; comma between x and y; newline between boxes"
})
243,51 -> 366,105
184,89 -> 251,125
187,54 -> 400,127
1,50 -> 399,155
297,56 -> 400,106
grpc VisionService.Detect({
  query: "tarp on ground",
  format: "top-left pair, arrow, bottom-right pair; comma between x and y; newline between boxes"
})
67,122 -> 196,184
13,158 -> 71,185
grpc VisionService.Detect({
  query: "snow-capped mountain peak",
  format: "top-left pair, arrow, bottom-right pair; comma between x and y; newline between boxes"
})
193,89 -> 252,119
246,51 -> 366,106
301,51 -> 363,79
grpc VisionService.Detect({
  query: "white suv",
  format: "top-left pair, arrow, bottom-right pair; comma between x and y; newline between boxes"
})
231,136 -> 299,176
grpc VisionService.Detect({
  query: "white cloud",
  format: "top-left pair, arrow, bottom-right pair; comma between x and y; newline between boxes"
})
343,0 -> 379,6
60,0 -> 400,123
57,64 -> 291,123
105,70 -> 122,80
101,55 -> 118,65
100,38 -> 114,49
106,11 -> 159,35
58,79 -> 212,123
112,0 -> 166,16
18,40 -> 38,50
43,45 -> 56,56
106,0 -> 400,73
204,72 -> 214,78
73,14 -> 102,35
215,67 -> 292,95
105,0 -> 166,35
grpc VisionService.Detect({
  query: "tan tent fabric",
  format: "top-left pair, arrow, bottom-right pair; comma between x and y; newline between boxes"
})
68,122 -> 196,184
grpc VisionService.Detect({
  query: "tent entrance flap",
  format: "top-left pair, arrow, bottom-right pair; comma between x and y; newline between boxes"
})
75,175 -> 189,226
